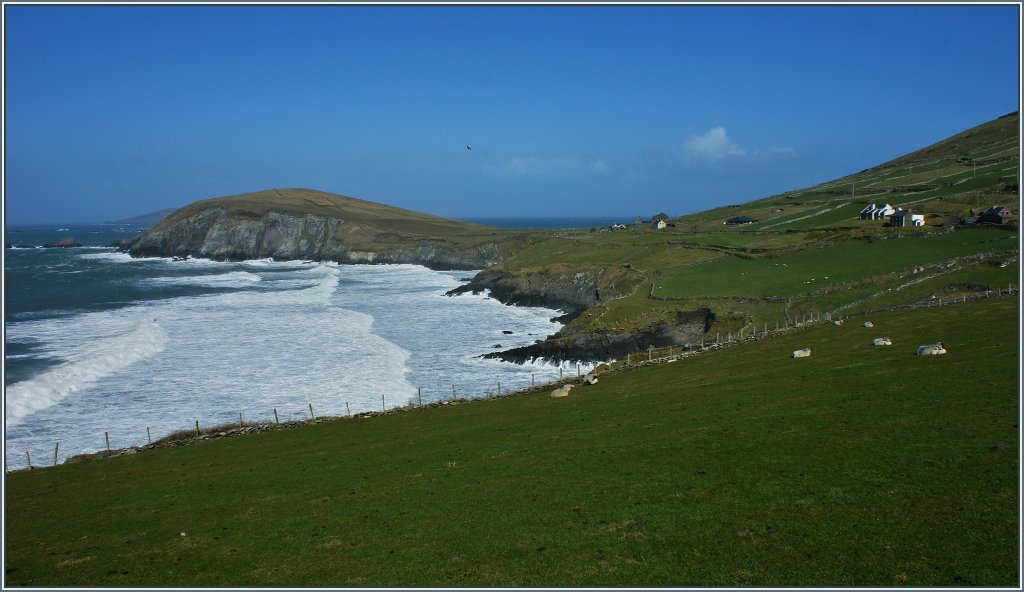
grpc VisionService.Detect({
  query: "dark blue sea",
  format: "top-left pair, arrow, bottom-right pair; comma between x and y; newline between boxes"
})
3,220 -> 600,470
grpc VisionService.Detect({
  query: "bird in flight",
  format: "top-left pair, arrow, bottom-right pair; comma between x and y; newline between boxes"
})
466,145 -> 472,151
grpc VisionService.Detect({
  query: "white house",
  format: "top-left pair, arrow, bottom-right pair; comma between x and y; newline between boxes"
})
891,208 -> 925,227
860,203 -> 895,220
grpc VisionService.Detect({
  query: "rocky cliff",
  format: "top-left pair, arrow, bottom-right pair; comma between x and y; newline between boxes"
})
482,309 -> 714,364
120,189 -> 510,270
446,264 -> 641,321
446,264 -> 713,363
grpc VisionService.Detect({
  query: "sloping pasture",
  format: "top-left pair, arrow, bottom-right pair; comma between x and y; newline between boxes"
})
653,227 -> 1016,299
4,298 -> 1017,587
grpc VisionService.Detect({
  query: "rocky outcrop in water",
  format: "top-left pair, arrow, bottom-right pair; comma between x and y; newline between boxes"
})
43,237 -> 82,248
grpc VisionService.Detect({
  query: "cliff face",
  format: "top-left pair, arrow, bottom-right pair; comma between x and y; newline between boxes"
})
446,265 -> 641,320
447,265 -> 712,363
122,198 -> 504,270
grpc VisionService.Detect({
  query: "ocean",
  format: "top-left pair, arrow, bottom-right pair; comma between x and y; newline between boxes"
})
4,221 -> 601,470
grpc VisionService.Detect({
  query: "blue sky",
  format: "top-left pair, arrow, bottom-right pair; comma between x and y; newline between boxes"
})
3,3 -> 1020,223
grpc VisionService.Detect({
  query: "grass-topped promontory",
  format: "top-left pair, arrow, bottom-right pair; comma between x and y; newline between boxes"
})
4,297 -> 1018,586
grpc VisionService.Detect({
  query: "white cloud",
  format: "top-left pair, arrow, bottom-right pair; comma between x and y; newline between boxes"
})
683,127 -> 747,160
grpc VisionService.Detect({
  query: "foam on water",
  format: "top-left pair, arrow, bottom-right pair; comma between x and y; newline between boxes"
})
4,258 -> 570,469
142,271 -> 262,288
5,318 -> 168,425
77,251 -> 141,263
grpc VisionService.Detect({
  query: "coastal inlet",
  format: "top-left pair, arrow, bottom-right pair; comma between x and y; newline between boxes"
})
4,248 -> 587,470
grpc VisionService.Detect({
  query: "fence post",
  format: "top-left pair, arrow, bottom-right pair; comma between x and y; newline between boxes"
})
309,403 -> 315,420
346,402 -> 351,416
418,387 -> 422,406
559,367 -> 563,379
452,384 -> 456,400
147,427 -> 152,444
382,393 -> 386,412
497,381 -> 501,395
105,431 -> 111,451
239,412 -> 244,428
25,451 -> 31,469
54,443 -> 59,467
274,408 -> 280,424
195,420 -> 200,437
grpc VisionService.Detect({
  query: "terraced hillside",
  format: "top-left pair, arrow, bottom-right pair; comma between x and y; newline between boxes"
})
676,111 -> 1019,233
470,112 -> 1019,363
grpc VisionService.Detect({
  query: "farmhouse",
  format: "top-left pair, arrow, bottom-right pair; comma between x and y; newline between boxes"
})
652,219 -> 667,230
725,216 -> 754,225
859,203 -> 895,220
977,206 -> 1017,225
891,208 -> 925,227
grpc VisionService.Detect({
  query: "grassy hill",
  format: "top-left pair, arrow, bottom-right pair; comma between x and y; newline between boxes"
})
478,113 -> 1018,353
143,187 -> 542,260
155,188 -> 487,236
676,111 -> 1019,233
4,297 -> 1017,586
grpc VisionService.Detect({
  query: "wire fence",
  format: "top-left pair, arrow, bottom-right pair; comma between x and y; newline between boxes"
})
8,284 -> 1017,473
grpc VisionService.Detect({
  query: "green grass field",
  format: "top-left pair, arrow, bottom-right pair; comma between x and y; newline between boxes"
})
5,297 -> 1018,587
654,228 -> 1016,299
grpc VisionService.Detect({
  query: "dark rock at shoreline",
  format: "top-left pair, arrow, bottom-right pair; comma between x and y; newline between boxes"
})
15,244 -> 37,249
43,237 -> 82,248
446,267 -> 603,322
484,309 -> 715,364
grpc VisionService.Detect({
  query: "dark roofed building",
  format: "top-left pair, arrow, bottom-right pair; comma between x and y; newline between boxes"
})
977,206 -> 1017,225
725,216 -> 754,225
